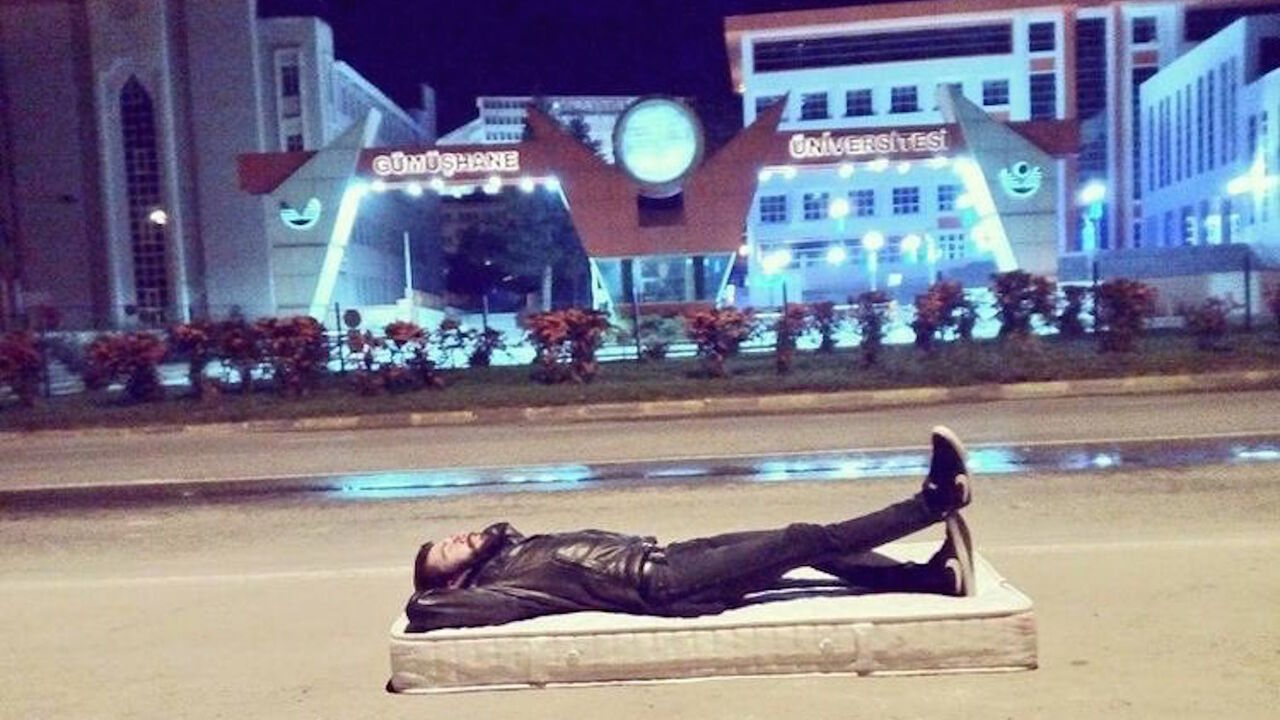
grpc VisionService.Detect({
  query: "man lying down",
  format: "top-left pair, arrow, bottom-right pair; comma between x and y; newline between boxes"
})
404,426 -> 975,633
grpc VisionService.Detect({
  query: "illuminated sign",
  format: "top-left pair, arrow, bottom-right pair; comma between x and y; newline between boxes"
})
613,97 -> 704,191
788,129 -> 949,160
998,161 -> 1043,198
279,197 -> 322,230
371,149 -> 520,178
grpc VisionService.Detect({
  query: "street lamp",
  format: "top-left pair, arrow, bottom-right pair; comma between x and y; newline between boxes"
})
862,230 -> 885,292
900,233 -> 921,262
1077,180 -> 1106,254
761,247 -> 793,306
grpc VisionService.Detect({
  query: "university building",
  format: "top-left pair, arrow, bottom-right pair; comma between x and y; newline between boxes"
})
0,0 -> 442,330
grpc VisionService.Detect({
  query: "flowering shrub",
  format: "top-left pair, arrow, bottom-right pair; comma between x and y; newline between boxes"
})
1095,279 -> 1157,353
83,332 -> 167,402
911,280 -> 974,351
525,308 -> 610,383
850,291 -> 892,367
525,310 -> 571,383
1057,286 -> 1089,340
683,307 -> 756,378
564,309 -> 611,382
434,319 -> 472,369
256,316 -> 329,396
214,319 -> 263,392
0,331 -> 42,407
1177,297 -> 1232,351
809,301 -> 843,353
1266,283 -> 1280,336
168,320 -> 217,398
991,271 -> 1056,339
774,303 -> 808,375
384,320 -> 443,390
346,329 -> 386,395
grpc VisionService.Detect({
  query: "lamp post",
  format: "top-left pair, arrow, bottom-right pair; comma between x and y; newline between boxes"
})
862,231 -> 885,292
1077,181 -> 1106,327
761,247 -> 793,307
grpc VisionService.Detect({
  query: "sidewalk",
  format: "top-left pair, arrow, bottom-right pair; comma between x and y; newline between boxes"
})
15,368 -> 1280,439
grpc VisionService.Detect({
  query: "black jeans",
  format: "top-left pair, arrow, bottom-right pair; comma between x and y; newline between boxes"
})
641,494 -> 945,607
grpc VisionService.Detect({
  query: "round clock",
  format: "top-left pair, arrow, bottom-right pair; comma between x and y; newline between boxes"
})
612,97 -> 705,195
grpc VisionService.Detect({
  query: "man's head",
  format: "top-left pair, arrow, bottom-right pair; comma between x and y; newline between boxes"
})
413,530 -> 490,592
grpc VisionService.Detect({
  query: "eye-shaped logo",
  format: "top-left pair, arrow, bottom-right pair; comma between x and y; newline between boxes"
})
998,161 -> 1043,198
279,197 -> 322,230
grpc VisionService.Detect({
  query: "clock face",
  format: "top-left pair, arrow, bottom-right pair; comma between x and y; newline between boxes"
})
613,98 -> 704,189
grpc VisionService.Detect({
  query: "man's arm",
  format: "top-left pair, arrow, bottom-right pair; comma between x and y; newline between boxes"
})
404,586 -> 563,632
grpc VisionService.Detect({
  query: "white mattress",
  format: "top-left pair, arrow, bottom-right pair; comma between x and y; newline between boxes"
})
388,543 -> 1036,693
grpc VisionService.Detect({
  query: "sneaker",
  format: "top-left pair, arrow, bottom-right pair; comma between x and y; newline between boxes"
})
923,425 -> 970,516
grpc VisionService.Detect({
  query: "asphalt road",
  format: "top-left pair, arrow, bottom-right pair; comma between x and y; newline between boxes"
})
1,392 -> 1277,718
2,389 -> 1278,490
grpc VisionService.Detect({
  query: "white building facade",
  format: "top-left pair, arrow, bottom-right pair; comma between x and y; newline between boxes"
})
725,0 -> 1280,304
1139,14 -> 1280,248
0,0 -> 437,330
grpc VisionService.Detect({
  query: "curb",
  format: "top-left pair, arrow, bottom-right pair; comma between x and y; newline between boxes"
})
4,369 -> 1279,439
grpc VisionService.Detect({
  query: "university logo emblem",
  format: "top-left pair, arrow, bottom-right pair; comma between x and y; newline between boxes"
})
279,198 -> 322,230
998,161 -> 1043,198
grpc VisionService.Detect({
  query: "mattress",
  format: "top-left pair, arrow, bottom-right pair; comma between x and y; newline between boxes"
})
387,542 -> 1036,693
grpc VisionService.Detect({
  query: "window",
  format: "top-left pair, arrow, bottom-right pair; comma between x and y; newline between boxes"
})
1029,73 -> 1056,119
882,236 -> 903,264
759,194 -> 787,224
1028,22 -> 1055,52
1175,91 -> 1183,182
890,86 -> 918,114
1197,76 -> 1205,173
753,23 -> 1013,72
892,187 -> 920,215
1206,71 -> 1215,169
937,184 -> 960,212
938,233 -> 966,260
280,64 -> 300,98
285,133 -> 304,151
120,77 -> 170,324
845,89 -> 874,117
802,192 -> 830,220
1181,206 -> 1196,245
755,95 -> 784,116
1132,17 -> 1157,44
852,189 -> 875,216
800,92 -> 829,120
982,79 -> 1009,106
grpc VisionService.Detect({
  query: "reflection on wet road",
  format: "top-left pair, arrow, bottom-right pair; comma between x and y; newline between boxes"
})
4,432 -> 1278,512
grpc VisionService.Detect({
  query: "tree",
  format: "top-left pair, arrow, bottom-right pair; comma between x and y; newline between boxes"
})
564,115 -> 602,157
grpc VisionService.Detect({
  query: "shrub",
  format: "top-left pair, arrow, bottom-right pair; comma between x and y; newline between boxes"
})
1057,286 -> 1089,339
1265,283 -> 1280,336
434,319 -> 473,369
346,329 -> 386,395
773,303 -> 808,375
683,307 -> 756,378
850,291 -> 892,367
809,301 -> 843,353
385,321 -> 443,391
468,327 -> 507,368
525,308 -> 611,383
1095,279 -> 1157,353
911,280 -> 974,351
168,320 -> 217,398
1177,297 -> 1232,351
256,316 -> 329,397
991,271 -> 1056,339
213,319 -> 264,393
83,332 -> 167,402
0,331 -> 42,407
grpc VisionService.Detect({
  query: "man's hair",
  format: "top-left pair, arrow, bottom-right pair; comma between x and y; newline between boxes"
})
413,542 -> 452,592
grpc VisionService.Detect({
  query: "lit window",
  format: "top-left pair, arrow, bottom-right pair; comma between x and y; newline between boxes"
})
759,194 -> 788,224
845,89 -> 874,117
890,86 -> 919,114
803,192 -> 830,220
892,187 -> 920,215
800,92 -> 829,120
937,184 -> 960,212
982,79 -> 1010,107
852,189 -> 875,217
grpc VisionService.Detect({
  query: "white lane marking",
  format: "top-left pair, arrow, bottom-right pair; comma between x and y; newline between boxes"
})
5,535 -> 1277,591
6,428 -> 1280,493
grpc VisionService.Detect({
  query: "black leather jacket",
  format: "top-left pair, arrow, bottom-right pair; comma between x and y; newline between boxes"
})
405,523 -> 661,632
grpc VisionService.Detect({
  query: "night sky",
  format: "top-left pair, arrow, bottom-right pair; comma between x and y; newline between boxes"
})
259,0 -> 897,134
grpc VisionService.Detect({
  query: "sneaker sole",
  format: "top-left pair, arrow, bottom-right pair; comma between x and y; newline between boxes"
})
930,425 -> 972,510
944,513 -> 976,597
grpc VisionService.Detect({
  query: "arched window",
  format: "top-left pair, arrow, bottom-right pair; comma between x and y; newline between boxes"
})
120,77 -> 169,323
